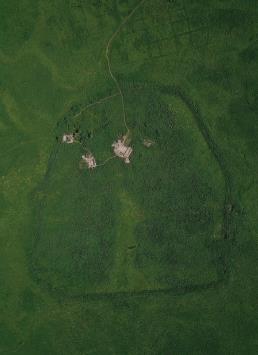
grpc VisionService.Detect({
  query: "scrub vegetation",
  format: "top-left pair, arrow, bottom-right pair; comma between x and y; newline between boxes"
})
0,0 -> 258,354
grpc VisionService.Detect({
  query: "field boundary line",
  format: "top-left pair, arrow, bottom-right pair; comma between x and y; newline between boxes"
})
30,83 -> 234,301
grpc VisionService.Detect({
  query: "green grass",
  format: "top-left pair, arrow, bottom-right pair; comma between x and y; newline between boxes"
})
1,0 -> 258,354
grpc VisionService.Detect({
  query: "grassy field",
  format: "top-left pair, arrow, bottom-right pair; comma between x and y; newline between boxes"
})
1,0 -> 258,354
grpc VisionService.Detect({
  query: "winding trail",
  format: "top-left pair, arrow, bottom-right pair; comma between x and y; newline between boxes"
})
73,93 -> 119,120
31,82 -> 234,301
96,155 -> 116,167
105,0 -> 146,133
36,92 -> 119,189
30,0 -> 235,300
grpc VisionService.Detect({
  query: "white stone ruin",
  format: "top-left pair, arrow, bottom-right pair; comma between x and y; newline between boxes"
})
143,138 -> 154,148
112,135 -> 133,164
82,153 -> 97,169
62,133 -> 75,144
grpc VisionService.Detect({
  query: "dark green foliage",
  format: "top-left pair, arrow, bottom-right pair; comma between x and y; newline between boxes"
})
0,0 -> 38,54
0,0 -> 258,354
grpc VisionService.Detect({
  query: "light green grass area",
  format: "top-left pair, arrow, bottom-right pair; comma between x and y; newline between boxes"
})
0,0 -> 258,354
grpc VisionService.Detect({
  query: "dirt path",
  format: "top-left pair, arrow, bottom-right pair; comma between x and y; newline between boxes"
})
105,0 -> 147,133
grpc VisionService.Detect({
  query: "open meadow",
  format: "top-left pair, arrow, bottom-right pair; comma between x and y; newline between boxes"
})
0,0 -> 258,354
